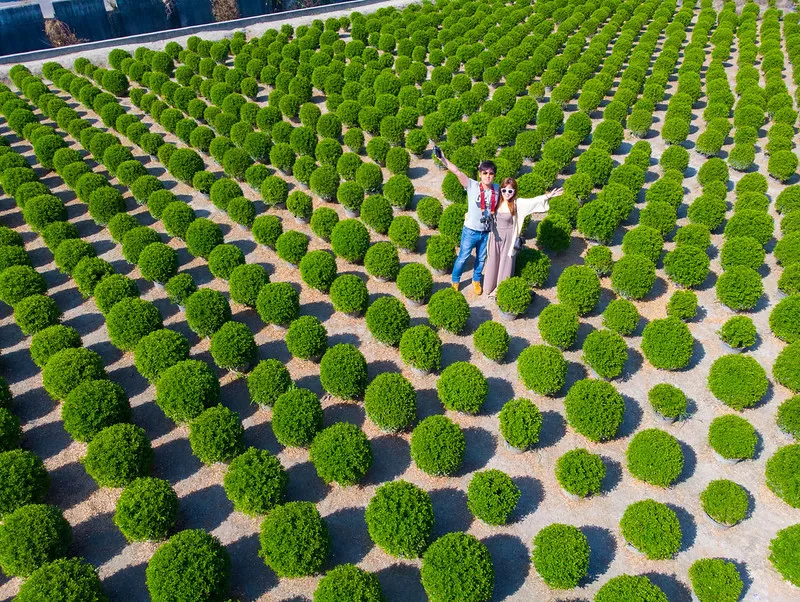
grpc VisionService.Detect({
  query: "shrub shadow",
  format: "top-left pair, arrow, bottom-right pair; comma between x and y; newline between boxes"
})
581,525 -> 616,584
484,376 -> 516,415
286,460 -> 330,503
326,506 -> 373,566
644,572 -> 693,602
460,426 -> 496,474
71,511 -> 128,567
376,563 -> 427,602
482,533 -> 530,600
512,476 -> 543,521
227,532 -> 278,600
666,503 -> 697,552
153,436 -> 201,483
47,461 -> 97,511
430,487 -> 472,537
365,434 -> 411,484
178,484 -> 234,532
102,561 -> 149,602
324,401 -> 366,427
537,410 -> 566,449
601,456 -> 623,493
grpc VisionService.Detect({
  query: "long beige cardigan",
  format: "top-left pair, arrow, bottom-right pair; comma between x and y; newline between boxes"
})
503,194 -> 551,257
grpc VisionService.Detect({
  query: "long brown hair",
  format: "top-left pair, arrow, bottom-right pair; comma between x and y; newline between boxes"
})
499,177 -> 518,217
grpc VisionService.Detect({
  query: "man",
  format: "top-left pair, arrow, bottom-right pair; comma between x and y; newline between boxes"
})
436,147 -> 498,295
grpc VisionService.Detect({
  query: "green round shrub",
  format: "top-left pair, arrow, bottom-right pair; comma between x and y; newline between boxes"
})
770,524 -> 800,586
0,504 -> 71,578
363,372 -> 417,432
700,480 -> 749,527
145,529 -> 230,602
330,219 -> 370,263
536,303 -> 577,350
256,282 -> 300,326
185,289 -> 231,338
724,209 -> 774,245
185,218 -> 224,259
620,499 -> 682,560
499,397 -> 542,450
595,575 -> 667,602
766,445 -> 800,508
582,329 -> 627,379
114,477 -> 178,542
247,359 -> 291,409
532,523 -> 589,589
272,388 -> 323,447
584,245 -> 613,276
189,404 -> 244,464
42,347 -> 106,400
226,264 -> 267,308
134,328 -> 190,384
285,315 -> 328,361
467,469 -> 520,526
667,290 -> 698,321
399,324 -> 442,373
62,379 -> 130,443
54,238 -> 96,275
156,359 -> 220,424
621,226 -> 663,264
365,480 -> 433,558
15,557 -> 107,602
708,354 -> 768,410
396,263 -> 433,304
627,429 -> 684,487
29,324 -> 81,369
611,253 -> 656,300
688,558 -> 744,602
555,448 -> 606,498
599,299 -> 638,336
709,414 -> 757,461
427,287 -> 470,334
518,344 -> 567,396
0,449 -> 49,520
310,422 -> 372,486
496,276 -> 532,315
437,362 -> 488,414
259,501 -> 329,577
771,295 -> 800,343
13,294 -> 60,336
106,297 -> 162,352
641,317 -> 694,370
223,447 -> 287,516
83,423 -> 153,487
778,396 -> 800,440
426,235 -> 457,272
564,378 -> 625,442
388,215 -> 419,252
364,242 -> 400,281
410,415 -> 465,476
210,321 -> 256,371
417,196 -> 443,228
208,244 -> 245,280
473,321 -> 510,362
314,564 -> 383,602
420,533 -> 494,602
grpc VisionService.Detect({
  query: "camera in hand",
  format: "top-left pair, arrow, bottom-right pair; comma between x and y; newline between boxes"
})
433,145 -> 443,160
480,213 -> 495,229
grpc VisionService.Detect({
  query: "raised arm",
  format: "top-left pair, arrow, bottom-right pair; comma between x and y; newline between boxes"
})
517,187 -> 564,218
438,152 -> 470,188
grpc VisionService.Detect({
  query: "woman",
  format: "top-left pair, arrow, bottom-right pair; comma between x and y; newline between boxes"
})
484,177 -> 563,297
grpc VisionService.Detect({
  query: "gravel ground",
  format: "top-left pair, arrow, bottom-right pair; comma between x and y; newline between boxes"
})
1,0 -> 799,601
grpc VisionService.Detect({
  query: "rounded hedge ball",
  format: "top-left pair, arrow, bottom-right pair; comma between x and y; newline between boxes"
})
769,523 -> 800,587
365,295 -> 410,346
700,479 -> 749,527
223,447 -> 287,516
770,295 -> 800,343
0,504 -> 71,577
410,415 -> 465,476
582,329 -> 627,379
29,324 -> 82,369
555,448 -> 606,498
611,253 -> 656,300
538,303 -> 579,349
499,397 -> 542,450
210,321 -> 257,371
532,523 -> 590,589
620,499 -> 682,560
595,574 -> 668,602
436,362 -> 488,414
365,480 -> 433,558
467,469 -> 520,525
517,344 -> 567,396
556,265 -> 601,315
564,379 -> 625,442
62,379 -> 131,443
626,429 -> 684,487
134,328 -> 191,383
185,288 -> 231,338
364,372 -> 417,432
310,422 -> 373,486
708,354 -> 768,410
272,388 -> 323,447
83,423 -> 154,488
689,558 -> 744,602
188,404 -> 244,465
0,450 -> 49,519
641,317 -> 694,370
105,297 -> 163,352
766,444 -> 800,508
258,501 -> 329,577
427,287 -> 470,334
421,532 -> 494,602
42,347 -> 106,400
314,564 -> 383,602
156,359 -> 220,423
15,557 -> 107,602
146,529 -> 231,602
319,343 -> 368,400
114,477 -> 178,542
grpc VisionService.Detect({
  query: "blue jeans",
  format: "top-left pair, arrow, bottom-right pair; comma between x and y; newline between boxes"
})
452,227 -> 489,283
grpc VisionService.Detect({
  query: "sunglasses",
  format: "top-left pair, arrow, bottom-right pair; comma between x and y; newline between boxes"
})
501,188 -> 515,194
480,170 -> 496,176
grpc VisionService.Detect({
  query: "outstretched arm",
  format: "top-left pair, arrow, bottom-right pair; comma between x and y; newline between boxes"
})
438,152 -> 470,188
517,187 -> 564,217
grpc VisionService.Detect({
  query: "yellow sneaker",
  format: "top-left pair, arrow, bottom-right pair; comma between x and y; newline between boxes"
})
451,282 -> 459,291
473,281 -> 482,295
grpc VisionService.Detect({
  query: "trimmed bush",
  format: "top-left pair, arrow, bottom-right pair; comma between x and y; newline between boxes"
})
427,287 -> 470,334
555,448 -> 606,498
272,388 -> 323,447
0,504 -> 71,578
473,321 -> 510,362
716,266 -> 763,311
766,445 -> 800,508
185,218 -> 224,259
595,575 -> 667,602
410,415 -> 465,476
724,209 -> 774,245
285,315 -> 328,361
228,264 -> 269,308
364,242 -> 400,281
585,245 -> 613,275
611,253 -> 656,300
15,557 -> 107,602
641,318 -> 694,370
13,295 -> 60,336
134,328 -> 190,384
496,397 -> 541,450
497,276 -> 532,315
189,404 -> 244,464
420,533 -> 494,602
364,371 -> 417,431
518,344 -> 567,396
185,289 -> 231,338
577,202 -> 616,244
700,480 -> 749,527
437,362 -> 487,414
319,343 -> 368,400
247,359 -> 292,409
720,236 -> 765,271
330,219 -> 370,263
256,282 -> 300,326
467,469 -> 520,525
620,499 -> 682,559
708,354 -> 768,410
258,501 -> 329,577
208,244 -> 245,280
426,235 -> 457,272
210,321 -> 256,371
399,325 -> 442,373
106,297 -> 162,352
29,324 -> 81,369
62,379 -> 130,443
93,273 -> 139,314
564,379 -> 625,442
770,524 -> 800,586
366,480 -> 433,558
667,290 -> 698,321
310,422 -> 372,486
538,304 -> 579,350
0,450 -> 49,519
223,447 -> 287,516
42,347 -> 106,400
137,243 -> 177,284
778,396 -> 800,439
601,299 -> 639,336
709,415 -> 757,461
771,295 -> 800,343
83,423 -> 153,487
315,564 -> 383,602
622,226 -> 663,264
532,523 -> 589,589
156,359 -> 220,424
114,477 -> 178,542
688,558 -> 743,602
627,429 -> 684,487
582,329 -> 627,379
146,529 -> 230,602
